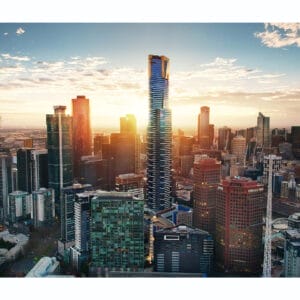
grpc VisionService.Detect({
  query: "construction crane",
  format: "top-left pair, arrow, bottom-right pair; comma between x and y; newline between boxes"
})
262,155 -> 273,277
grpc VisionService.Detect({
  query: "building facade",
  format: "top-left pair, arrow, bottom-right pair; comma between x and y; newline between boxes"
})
215,177 -> 264,275
231,135 -> 246,164
147,55 -> 172,211
90,191 -> 144,274
193,158 -> 221,236
72,96 -> 92,179
46,106 -> 73,214
154,225 -> 213,274
257,112 -> 270,148
284,230 -> 300,277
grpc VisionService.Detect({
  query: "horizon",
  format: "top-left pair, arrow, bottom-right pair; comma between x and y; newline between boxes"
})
0,23 -> 300,130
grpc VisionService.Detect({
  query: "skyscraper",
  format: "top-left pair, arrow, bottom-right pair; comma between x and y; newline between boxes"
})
218,126 -> 231,151
291,126 -> 300,159
215,177 -> 264,275
72,96 -> 92,178
147,55 -> 172,211
0,153 -> 13,223
120,114 -> 137,135
193,158 -> 221,236
257,112 -> 270,148
231,135 -> 246,164
90,191 -> 144,275
198,106 -> 210,149
46,106 -> 73,214
17,148 -> 34,194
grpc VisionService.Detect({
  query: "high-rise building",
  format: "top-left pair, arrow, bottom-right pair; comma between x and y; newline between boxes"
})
115,173 -> 144,200
291,126 -> 300,159
93,134 -> 109,156
46,106 -> 73,214
193,158 -> 221,236
263,155 -> 282,185
59,183 -> 92,254
70,190 -> 96,272
198,106 -> 210,149
288,213 -> 300,230
154,225 -> 213,274
215,177 -> 264,275
79,155 -> 114,190
17,148 -> 34,194
0,153 -> 13,223
31,149 -> 48,191
120,114 -> 137,135
231,135 -> 246,164
90,191 -> 144,275
32,188 -> 55,228
7,191 -> 31,225
72,96 -> 92,179
257,112 -> 270,148
218,126 -> 231,151
284,230 -> 300,277
110,132 -> 136,178
147,55 -> 172,211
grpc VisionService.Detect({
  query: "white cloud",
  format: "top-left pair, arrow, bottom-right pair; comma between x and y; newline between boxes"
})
16,27 -> 25,35
1,53 -> 30,61
3,32 -> 8,36
255,23 -> 300,48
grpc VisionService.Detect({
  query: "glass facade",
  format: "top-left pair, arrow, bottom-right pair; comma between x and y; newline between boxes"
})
90,192 -> 144,273
46,106 -> 73,215
147,55 -> 172,211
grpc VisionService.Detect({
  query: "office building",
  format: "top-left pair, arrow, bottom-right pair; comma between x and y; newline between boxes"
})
93,134 -> 109,156
0,153 -> 13,223
58,183 -> 92,254
147,55 -> 172,211
17,148 -> 34,193
231,135 -> 246,164
154,225 -> 213,274
257,112 -> 270,148
193,158 -> 221,236
198,106 -> 210,149
216,177 -> 264,275
80,155 -> 114,190
218,126 -> 231,151
281,181 -> 289,198
70,190 -> 96,272
32,188 -> 55,228
262,155 -> 282,185
31,149 -> 48,190
7,191 -> 31,225
46,106 -> 73,214
284,230 -> 300,277
26,257 -> 60,277
90,191 -> 144,275
72,96 -> 92,178
120,114 -> 137,135
291,126 -> 300,159
115,173 -> 144,199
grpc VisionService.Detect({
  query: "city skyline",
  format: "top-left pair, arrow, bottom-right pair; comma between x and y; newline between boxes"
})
1,23 -> 300,131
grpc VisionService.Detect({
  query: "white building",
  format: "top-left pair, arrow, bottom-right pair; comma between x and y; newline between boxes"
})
26,257 -> 60,277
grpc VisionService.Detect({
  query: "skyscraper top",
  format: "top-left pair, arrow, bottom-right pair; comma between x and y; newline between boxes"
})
54,106 -> 67,114
148,55 -> 169,80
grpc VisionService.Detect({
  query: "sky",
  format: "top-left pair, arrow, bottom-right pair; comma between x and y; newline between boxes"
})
0,23 -> 300,133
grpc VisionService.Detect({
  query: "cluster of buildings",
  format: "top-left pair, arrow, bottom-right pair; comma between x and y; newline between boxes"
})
1,54 -> 300,277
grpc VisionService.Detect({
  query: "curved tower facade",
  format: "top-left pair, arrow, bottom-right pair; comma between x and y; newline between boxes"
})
147,55 -> 172,211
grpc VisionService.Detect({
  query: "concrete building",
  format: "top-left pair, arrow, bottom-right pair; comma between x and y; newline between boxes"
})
7,191 -> 31,225
257,112 -> 270,148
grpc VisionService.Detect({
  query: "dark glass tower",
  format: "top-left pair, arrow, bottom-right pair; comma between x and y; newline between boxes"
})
147,55 -> 172,211
46,106 -> 73,214
17,148 -> 34,193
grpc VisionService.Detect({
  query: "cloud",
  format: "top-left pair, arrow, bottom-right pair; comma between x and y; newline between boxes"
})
1,53 -> 30,61
255,23 -> 300,48
16,27 -> 25,35
3,32 -> 8,36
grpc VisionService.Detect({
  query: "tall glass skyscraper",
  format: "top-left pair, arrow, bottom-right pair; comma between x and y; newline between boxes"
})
257,112 -> 270,148
46,106 -> 73,214
147,55 -> 172,211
